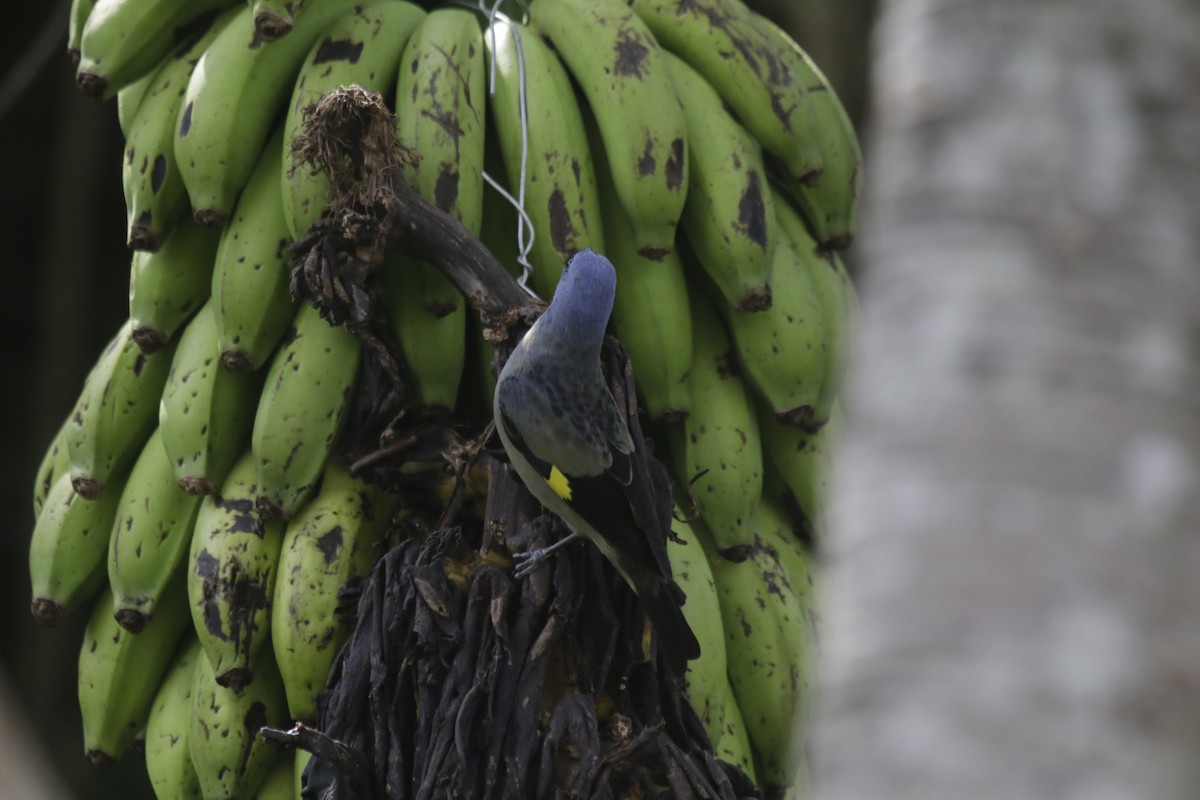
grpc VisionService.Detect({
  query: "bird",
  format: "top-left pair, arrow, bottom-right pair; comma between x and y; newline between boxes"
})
492,248 -> 701,675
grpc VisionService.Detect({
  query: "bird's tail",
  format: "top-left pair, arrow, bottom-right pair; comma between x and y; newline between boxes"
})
641,578 -> 702,676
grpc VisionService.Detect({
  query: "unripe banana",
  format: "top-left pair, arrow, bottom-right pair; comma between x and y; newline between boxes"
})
77,582 -> 191,767
704,523 -> 811,788
751,14 -> 864,250
252,0 -> 303,41
665,51 -> 776,312
108,427 -> 204,633
255,752 -> 296,800
252,302 -> 361,519
65,320 -> 175,499
68,0 -> 96,66
159,300 -> 262,496
593,128 -> 691,423
295,749 -> 312,799
760,400 -> 844,540
485,15 -> 605,297
629,0 -> 823,190
272,457 -> 390,721
529,0 -> 687,260
722,228 -> 830,430
212,126 -> 298,372
669,289 -> 761,554
29,470 -> 123,626
188,450 -> 286,691
32,417 -> 72,519
386,8 -> 486,412
772,186 -> 858,416
175,0 -> 360,226
145,639 -> 204,800
129,217 -> 222,352
75,0 -> 234,100
190,641 -> 288,800
713,675 -> 757,785
281,0 -> 427,240
122,8 -> 241,252
116,68 -> 153,139
666,514 -> 728,747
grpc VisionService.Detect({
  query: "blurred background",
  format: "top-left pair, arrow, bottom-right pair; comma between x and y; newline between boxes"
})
0,0 -> 877,797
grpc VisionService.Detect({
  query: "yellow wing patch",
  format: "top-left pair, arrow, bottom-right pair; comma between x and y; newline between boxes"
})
547,466 -> 573,501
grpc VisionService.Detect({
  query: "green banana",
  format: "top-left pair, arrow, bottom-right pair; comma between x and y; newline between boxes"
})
29,469 -> 123,626
190,640 -> 288,800
593,126 -> 692,423
252,302 -> 361,519
32,417 -> 72,519
129,217 -> 222,352
68,0 -> 96,66
760,400 -> 844,540
255,752 -> 296,800
65,320 -> 175,499
272,456 -> 390,721
529,0 -> 687,260
485,15 -> 605,297
122,8 -> 241,252
75,0 -> 234,100
629,0 -> 823,189
145,639 -> 204,800
772,185 -> 858,417
188,449 -> 286,691
386,8 -> 486,413
704,523 -> 810,788
175,0 -> 360,227
159,300 -> 262,496
713,675 -> 757,784
666,514 -> 728,748
722,226 -> 829,430
751,14 -> 863,250
665,50 -> 776,312
212,126 -> 298,372
295,750 -> 312,799
669,288 -> 761,554
281,0 -> 427,240
116,68 -> 153,139
77,582 -> 191,766
108,427 -> 204,633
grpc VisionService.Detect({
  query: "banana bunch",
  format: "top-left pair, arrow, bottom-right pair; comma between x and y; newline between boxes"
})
42,0 -> 861,796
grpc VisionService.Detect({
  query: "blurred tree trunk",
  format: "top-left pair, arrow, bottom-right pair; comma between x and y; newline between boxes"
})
813,0 -> 1200,797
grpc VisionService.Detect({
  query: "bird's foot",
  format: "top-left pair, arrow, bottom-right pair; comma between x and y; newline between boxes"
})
512,531 -> 579,579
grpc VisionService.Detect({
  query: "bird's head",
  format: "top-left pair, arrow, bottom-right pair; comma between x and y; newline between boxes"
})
543,248 -> 617,341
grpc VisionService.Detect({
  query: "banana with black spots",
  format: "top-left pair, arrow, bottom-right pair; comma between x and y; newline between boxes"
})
65,320 -> 175,499
252,302 -> 362,519
32,417 -> 72,519
752,14 -> 864,250
116,69 -> 153,139
772,185 -> 858,418
212,126 -> 298,372
187,449 -> 286,691
722,223 -> 830,430
159,300 -> 262,496
252,0 -> 304,41
529,0 -> 687,260
760,400 -> 844,541
628,0 -> 823,191
121,7 -> 240,252
29,469 -> 124,626
282,0 -> 427,240
669,288 -> 761,555
145,639 -> 204,800
129,217 -> 221,352
67,0 -> 96,66
665,50 -> 776,312
75,0 -> 234,100
77,582 -> 191,766
485,15 -> 605,297
271,456 -> 391,721
713,674 -> 757,785
190,638 -> 288,800
175,0 -> 360,226
108,427 -> 204,633
592,117 -> 692,423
